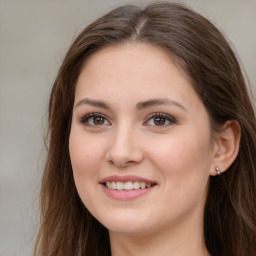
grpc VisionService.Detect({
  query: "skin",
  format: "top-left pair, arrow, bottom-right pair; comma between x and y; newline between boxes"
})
69,43 -> 224,256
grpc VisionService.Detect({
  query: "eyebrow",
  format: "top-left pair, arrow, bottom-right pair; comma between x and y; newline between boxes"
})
136,98 -> 187,111
74,98 -> 186,112
75,98 -> 111,110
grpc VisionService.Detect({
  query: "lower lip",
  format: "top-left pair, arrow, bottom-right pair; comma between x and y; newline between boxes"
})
102,184 -> 155,200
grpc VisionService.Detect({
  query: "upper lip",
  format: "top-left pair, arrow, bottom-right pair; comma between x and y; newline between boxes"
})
100,175 -> 157,184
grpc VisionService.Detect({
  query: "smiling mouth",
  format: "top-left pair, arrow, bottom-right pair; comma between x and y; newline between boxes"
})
104,181 -> 156,190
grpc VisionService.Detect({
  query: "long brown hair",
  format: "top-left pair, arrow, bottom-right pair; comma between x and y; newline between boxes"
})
34,2 -> 256,256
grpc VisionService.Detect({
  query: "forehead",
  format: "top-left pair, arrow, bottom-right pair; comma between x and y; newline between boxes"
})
75,43 -> 194,99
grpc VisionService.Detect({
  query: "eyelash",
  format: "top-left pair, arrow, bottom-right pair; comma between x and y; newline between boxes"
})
144,112 -> 177,127
80,112 -> 177,127
80,113 -> 111,126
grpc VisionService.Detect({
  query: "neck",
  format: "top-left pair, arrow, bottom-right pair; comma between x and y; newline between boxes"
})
109,209 -> 210,256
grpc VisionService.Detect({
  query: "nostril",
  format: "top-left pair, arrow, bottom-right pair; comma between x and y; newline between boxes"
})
105,135 -> 144,167
106,156 -> 138,168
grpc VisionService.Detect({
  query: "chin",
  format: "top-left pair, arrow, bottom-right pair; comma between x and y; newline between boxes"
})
98,210 -> 152,235
107,224 -> 150,236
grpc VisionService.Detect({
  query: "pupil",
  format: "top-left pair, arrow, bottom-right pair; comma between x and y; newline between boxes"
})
94,117 -> 104,125
154,117 -> 165,125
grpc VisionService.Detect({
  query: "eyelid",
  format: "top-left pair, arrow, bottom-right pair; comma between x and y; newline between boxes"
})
143,112 -> 177,126
80,112 -> 111,126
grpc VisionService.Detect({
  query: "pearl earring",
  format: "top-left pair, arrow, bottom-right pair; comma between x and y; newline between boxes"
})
216,166 -> 221,176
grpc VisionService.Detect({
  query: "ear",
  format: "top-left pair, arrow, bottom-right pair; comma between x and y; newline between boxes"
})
209,120 -> 241,176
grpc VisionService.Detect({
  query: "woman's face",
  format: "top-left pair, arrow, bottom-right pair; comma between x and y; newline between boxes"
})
69,43 -> 217,236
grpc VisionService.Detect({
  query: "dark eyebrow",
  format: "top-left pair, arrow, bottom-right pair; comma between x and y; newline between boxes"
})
74,98 -> 111,110
74,98 -> 186,112
136,98 -> 186,111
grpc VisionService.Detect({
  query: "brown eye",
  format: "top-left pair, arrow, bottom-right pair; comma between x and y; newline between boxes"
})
81,113 -> 111,126
93,116 -> 105,125
144,113 -> 177,127
154,117 -> 166,126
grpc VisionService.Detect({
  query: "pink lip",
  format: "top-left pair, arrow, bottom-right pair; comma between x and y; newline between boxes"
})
102,185 -> 155,200
100,175 -> 157,200
100,175 -> 156,184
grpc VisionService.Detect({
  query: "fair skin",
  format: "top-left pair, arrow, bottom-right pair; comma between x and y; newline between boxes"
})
69,43 -> 240,256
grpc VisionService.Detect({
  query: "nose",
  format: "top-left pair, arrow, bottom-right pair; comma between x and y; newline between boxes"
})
105,125 -> 144,168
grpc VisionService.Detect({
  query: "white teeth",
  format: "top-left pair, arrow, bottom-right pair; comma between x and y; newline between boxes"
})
104,181 -> 154,190
140,182 -> 146,189
116,181 -> 124,190
124,181 -> 133,190
111,181 -> 117,190
106,181 -> 111,188
133,181 -> 141,189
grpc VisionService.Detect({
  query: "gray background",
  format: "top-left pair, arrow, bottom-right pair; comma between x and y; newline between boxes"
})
0,0 -> 255,255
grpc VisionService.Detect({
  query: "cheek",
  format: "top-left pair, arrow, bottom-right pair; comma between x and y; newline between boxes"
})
146,129 -> 212,197
150,137 -> 210,171
69,130 -> 105,197
69,133 -> 105,213
147,136 -> 211,217
69,130 -> 104,174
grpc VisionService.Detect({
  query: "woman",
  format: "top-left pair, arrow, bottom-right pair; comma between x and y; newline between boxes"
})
34,2 -> 256,256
